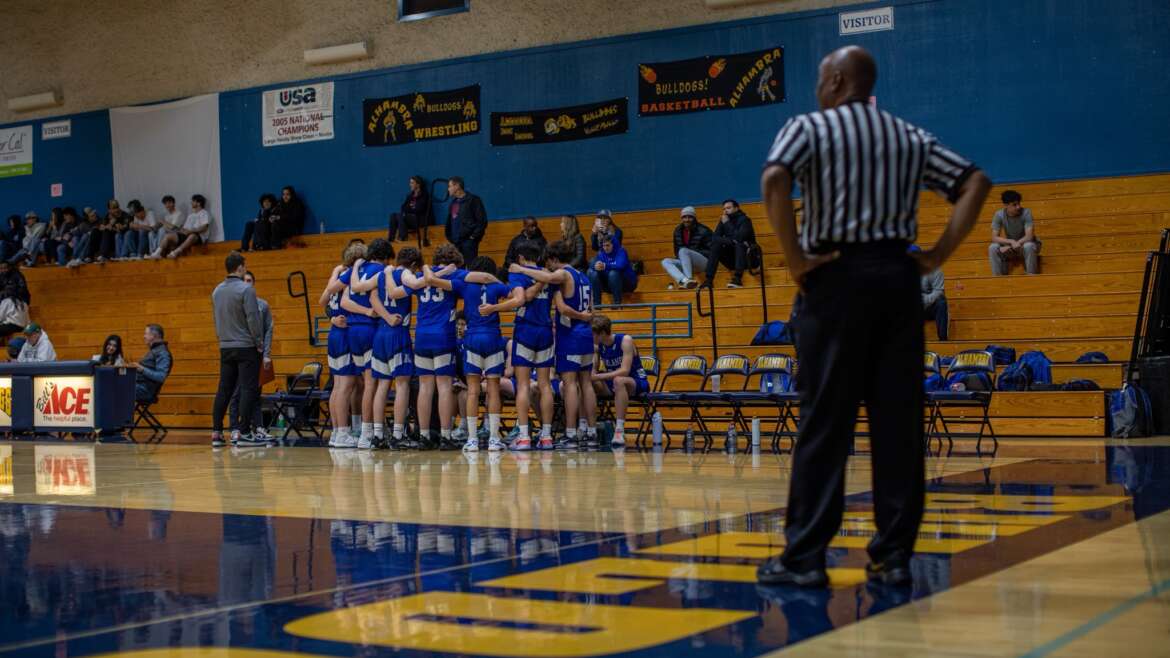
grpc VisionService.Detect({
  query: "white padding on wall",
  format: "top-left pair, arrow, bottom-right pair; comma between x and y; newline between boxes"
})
110,93 -> 224,242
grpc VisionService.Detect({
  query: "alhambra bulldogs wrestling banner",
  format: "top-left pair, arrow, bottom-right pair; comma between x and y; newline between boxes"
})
638,47 -> 785,116
363,85 -> 481,146
490,98 -> 628,146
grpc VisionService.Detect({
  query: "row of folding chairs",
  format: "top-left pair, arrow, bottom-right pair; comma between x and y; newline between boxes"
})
924,350 -> 998,456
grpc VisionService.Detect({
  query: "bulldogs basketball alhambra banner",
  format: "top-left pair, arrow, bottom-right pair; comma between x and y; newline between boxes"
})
363,84 -> 481,147
638,47 -> 785,116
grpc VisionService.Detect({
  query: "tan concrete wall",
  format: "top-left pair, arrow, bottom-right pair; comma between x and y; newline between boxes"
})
0,0 -> 863,123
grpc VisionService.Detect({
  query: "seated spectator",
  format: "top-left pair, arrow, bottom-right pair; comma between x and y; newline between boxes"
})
241,193 -> 277,252
93,199 -> 130,263
66,207 -> 100,267
151,194 -> 211,259
389,175 -> 434,245
0,215 -> 24,262
701,199 -> 757,289
271,185 -> 306,247
559,214 -> 588,270
0,283 -> 29,338
127,324 -> 172,404
0,261 -> 30,304
910,245 -> 949,340
661,206 -> 712,289
93,334 -> 125,366
43,208 -> 70,267
590,210 -> 622,252
504,216 -> 547,271
9,211 -> 46,267
588,235 -> 637,305
157,195 -> 184,248
125,200 -> 157,260
989,190 -> 1041,275
17,323 -> 55,362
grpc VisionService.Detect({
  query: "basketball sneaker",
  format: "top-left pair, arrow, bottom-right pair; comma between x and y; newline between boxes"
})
538,436 -> 554,450
329,428 -> 357,448
210,432 -> 225,448
510,436 -> 532,451
610,433 -> 626,448
462,437 -> 479,452
487,437 -> 505,452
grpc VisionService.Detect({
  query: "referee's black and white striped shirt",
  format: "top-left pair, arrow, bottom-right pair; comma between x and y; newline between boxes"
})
765,100 -> 975,253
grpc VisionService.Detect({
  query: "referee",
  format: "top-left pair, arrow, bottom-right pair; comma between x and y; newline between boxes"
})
758,46 -> 990,587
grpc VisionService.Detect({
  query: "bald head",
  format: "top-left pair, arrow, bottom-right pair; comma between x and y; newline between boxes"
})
815,46 -> 877,110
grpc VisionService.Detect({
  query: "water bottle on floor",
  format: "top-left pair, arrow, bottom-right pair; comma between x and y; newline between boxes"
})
751,417 -> 761,448
651,412 -> 663,446
725,422 -> 737,454
684,425 -> 695,453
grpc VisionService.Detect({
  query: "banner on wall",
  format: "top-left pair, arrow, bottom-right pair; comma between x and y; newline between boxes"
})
262,82 -> 335,147
0,445 -> 12,496
637,47 -> 785,116
363,84 -> 481,147
0,125 -> 33,178
490,98 -> 628,146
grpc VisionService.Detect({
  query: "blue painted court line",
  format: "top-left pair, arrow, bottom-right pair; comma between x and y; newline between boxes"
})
1019,577 -> 1170,658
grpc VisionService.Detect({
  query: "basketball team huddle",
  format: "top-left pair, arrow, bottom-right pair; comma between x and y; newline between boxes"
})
320,237 -> 651,452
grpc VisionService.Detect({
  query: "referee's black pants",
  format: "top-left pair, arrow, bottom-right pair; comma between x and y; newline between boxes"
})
782,242 -> 925,572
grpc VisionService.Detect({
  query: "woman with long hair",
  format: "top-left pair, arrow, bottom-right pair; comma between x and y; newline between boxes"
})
0,282 -> 29,338
389,175 -> 434,246
94,334 -> 125,366
560,214 -> 588,270
242,192 -> 278,252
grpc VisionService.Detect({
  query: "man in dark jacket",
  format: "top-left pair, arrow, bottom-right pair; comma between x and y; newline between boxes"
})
444,176 -> 487,262
132,324 -> 173,403
503,217 -> 546,271
701,199 -> 758,289
661,206 -> 712,289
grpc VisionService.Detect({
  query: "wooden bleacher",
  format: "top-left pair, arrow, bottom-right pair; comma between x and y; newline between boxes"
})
21,173 -> 1170,439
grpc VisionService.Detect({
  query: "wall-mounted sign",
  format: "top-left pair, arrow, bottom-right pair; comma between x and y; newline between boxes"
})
0,125 -> 33,178
34,376 -> 95,428
638,47 -> 785,116
50,183 -> 63,197
42,119 -> 72,140
0,377 -> 10,429
363,84 -> 481,146
491,98 -> 628,146
35,444 -> 96,496
262,82 -> 335,147
0,445 -> 12,496
839,6 -> 894,35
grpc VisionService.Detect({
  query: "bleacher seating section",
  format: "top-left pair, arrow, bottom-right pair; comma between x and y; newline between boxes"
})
22,173 -> 1170,440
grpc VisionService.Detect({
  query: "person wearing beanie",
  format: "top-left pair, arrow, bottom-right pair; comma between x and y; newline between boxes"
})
661,205 -> 713,289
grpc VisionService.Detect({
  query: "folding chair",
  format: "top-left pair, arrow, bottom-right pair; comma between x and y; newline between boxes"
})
723,354 -> 799,453
923,351 -> 944,455
264,362 -> 325,442
639,355 -> 707,448
628,355 -> 660,441
668,354 -> 751,451
926,349 -> 998,455
129,397 -> 167,443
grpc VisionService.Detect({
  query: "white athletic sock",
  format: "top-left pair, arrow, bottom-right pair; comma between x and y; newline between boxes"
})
468,416 -> 479,438
441,428 -> 452,440
615,419 -> 625,434
519,425 -> 530,439
393,424 -> 404,440
489,414 -> 501,439
587,425 -> 598,437
336,426 -> 350,439
351,414 -> 361,429
373,423 -> 384,439
540,424 -> 552,439
578,419 -> 587,434
566,428 -> 577,439
361,422 -> 373,438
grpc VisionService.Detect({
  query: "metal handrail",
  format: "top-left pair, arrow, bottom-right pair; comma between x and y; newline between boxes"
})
695,284 -> 718,359
1127,228 -> 1170,381
592,302 -> 692,358
287,270 -> 320,347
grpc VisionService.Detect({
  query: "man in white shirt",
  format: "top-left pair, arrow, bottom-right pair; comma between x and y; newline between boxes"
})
126,200 -> 158,260
17,323 -> 56,362
150,194 -> 212,259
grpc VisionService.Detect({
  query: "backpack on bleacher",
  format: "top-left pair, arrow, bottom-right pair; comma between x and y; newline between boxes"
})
985,345 -> 1016,366
945,370 -> 993,391
751,320 -> 792,346
924,372 -> 945,392
1109,384 -> 1154,438
1018,351 -> 1053,386
996,361 -> 1032,391
1076,351 -> 1110,364
1062,379 -> 1100,391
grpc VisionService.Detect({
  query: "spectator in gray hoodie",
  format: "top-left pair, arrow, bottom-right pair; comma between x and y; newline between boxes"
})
229,270 -> 274,441
210,251 -> 264,448
9,212 -> 46,266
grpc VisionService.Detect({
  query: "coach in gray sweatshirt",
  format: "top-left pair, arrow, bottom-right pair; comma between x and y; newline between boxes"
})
210,251 -> 265,447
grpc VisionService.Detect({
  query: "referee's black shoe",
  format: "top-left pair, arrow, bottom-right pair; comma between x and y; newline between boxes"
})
756,557 -> 828,587
865,556 -> 912,586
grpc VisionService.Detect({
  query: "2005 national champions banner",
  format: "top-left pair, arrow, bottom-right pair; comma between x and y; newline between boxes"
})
490,98 -> 628,146
363,84 -> 481,147
638,47 -> 785,116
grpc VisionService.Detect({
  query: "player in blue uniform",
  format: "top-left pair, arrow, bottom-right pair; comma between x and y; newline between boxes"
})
506,241 -> 556,450
426,255 -> 520,452
513,240 -> 597,449
319,241 -> 366,448
339,239 -> 392,449
591,314 -> 650,448
366,246 -> 421,449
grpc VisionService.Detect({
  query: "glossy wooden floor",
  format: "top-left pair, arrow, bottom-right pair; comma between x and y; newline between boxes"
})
0,438 -> 1167,657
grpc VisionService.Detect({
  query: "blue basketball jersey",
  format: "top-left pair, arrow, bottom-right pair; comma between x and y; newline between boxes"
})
339,261 -> 384,325
413,269 -> 467,336
453,279 -> 511,335
598,333 -> 648,380
376,268 -> 414,329
510,266 -> 551,328
557,266 -> 592,332
326,289 -> 342,318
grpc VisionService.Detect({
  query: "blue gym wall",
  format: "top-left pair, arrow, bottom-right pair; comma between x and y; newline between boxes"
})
0,110 -> 113,219
2,0 -> 1169,237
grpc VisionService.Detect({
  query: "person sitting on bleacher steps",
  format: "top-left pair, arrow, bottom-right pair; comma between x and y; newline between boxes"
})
700,199 -> 759,289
